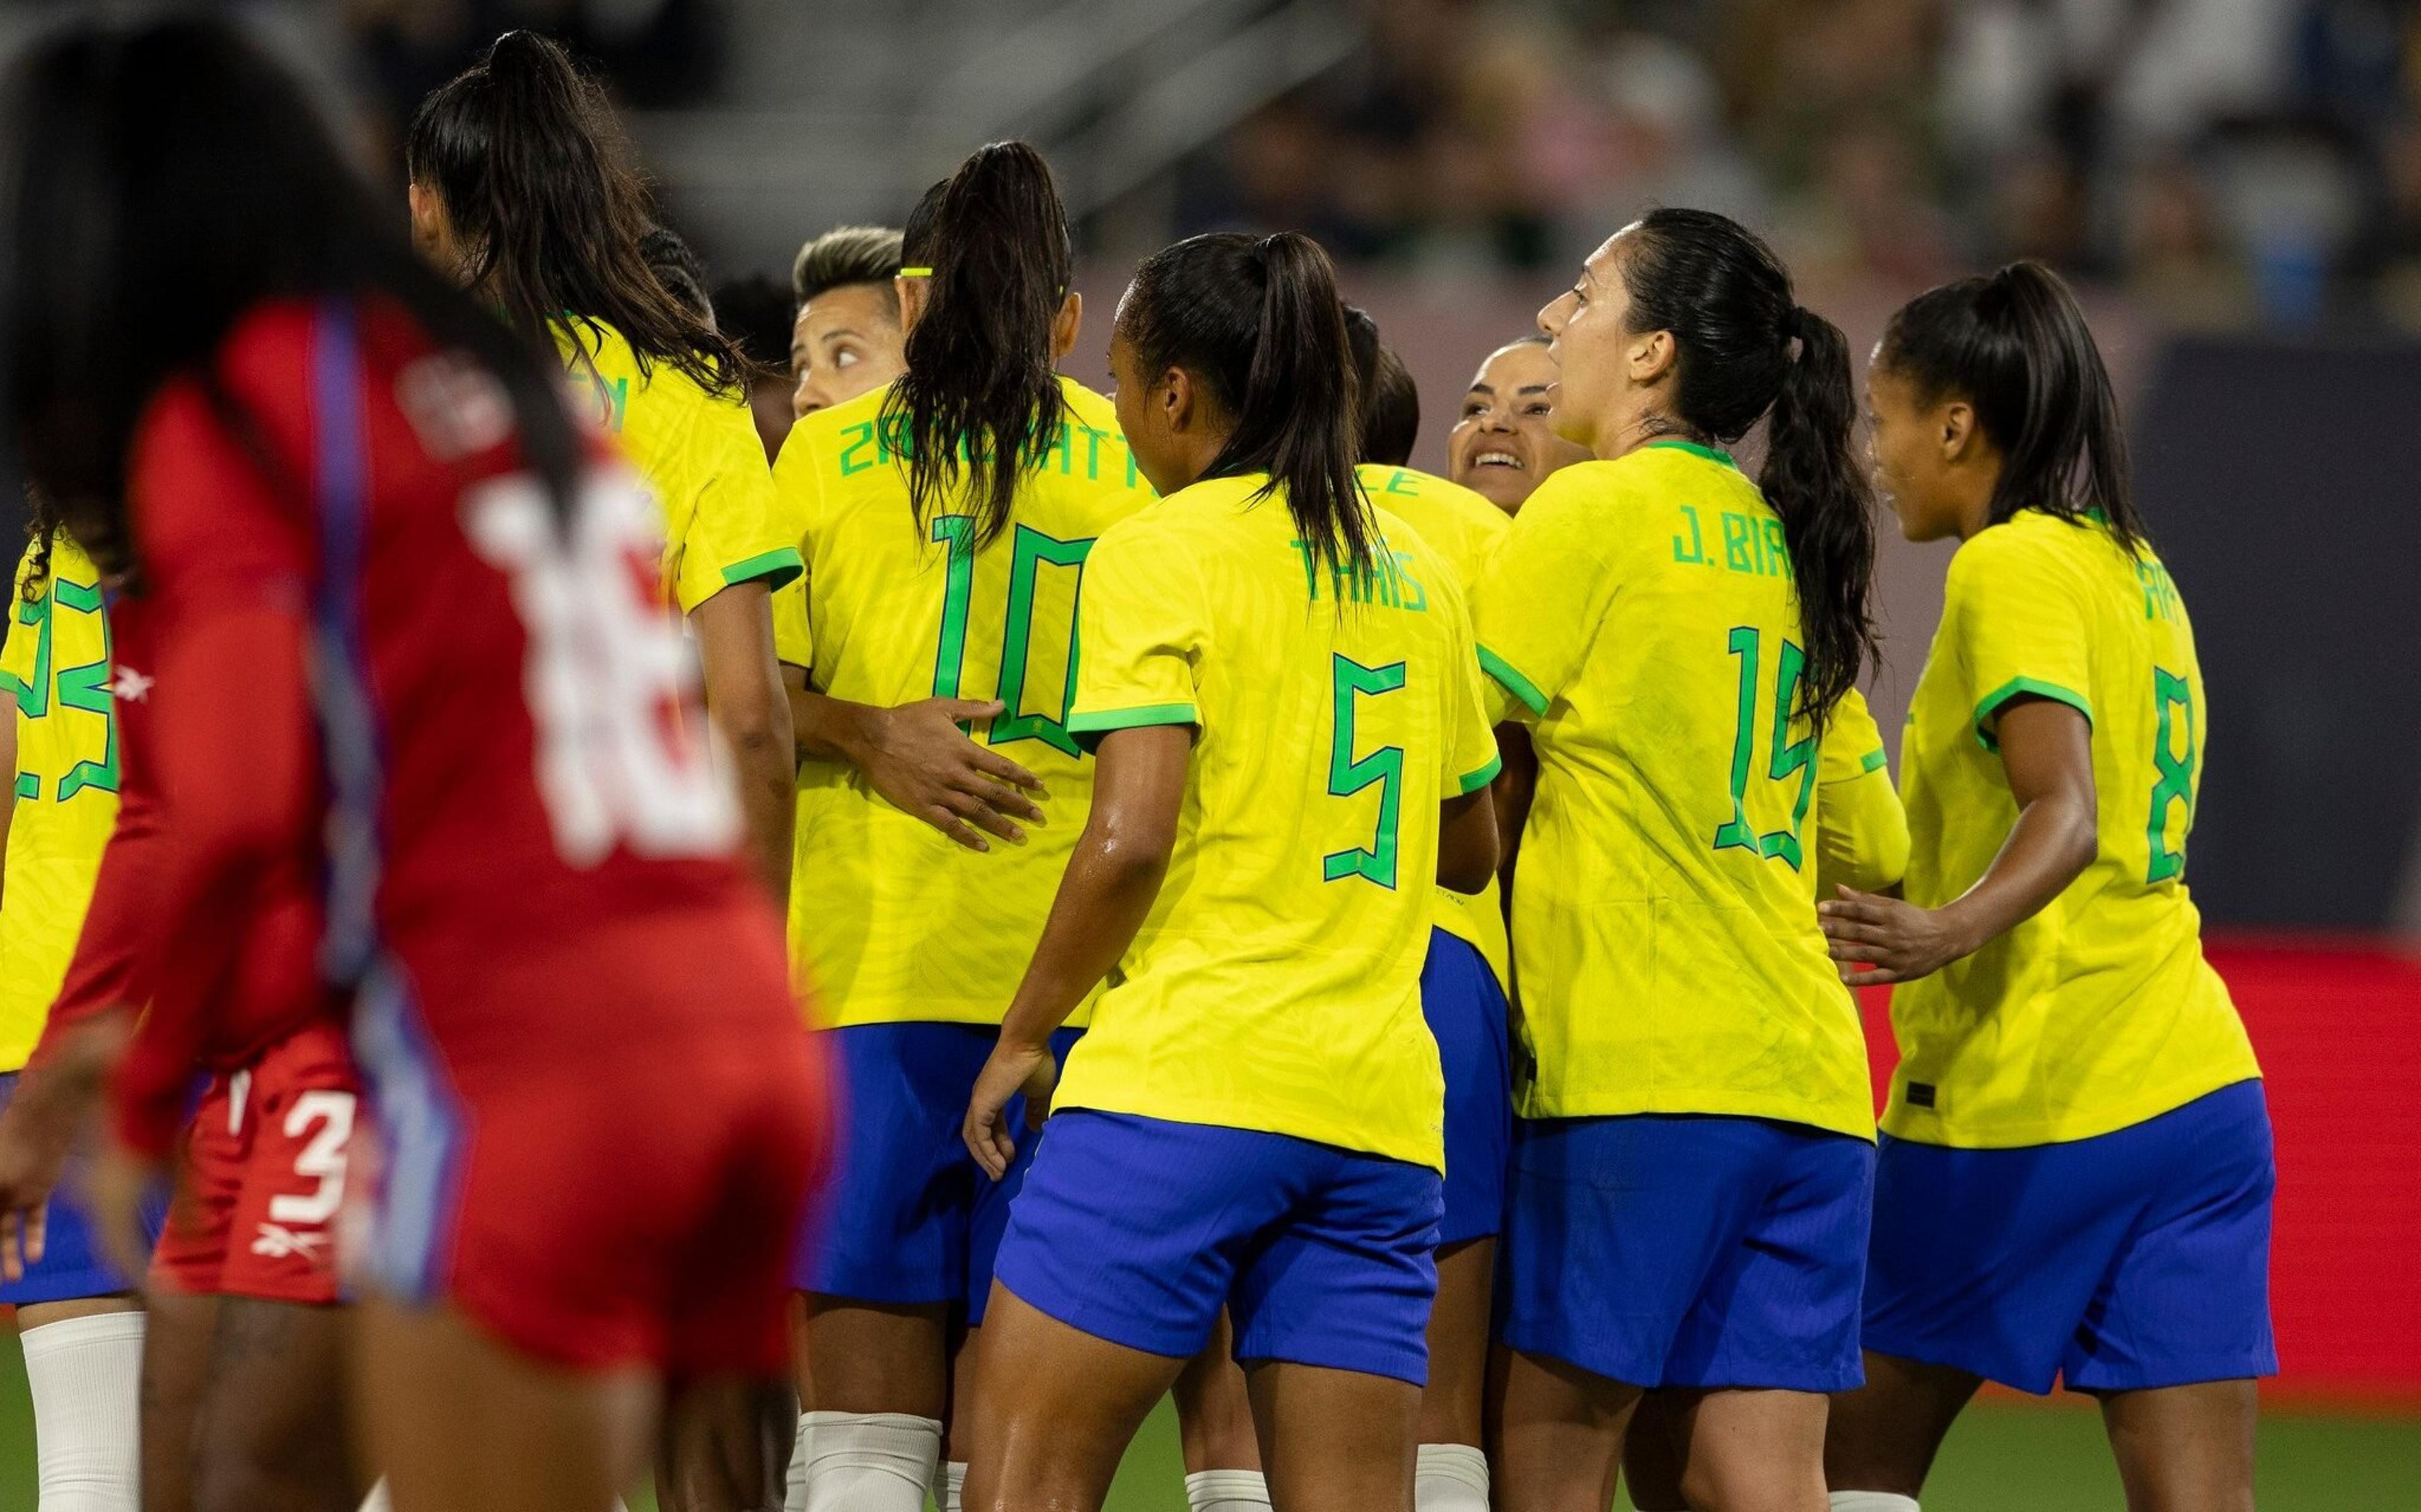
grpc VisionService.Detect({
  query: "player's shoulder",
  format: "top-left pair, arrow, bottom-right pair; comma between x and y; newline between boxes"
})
1948,509 -> 2110,599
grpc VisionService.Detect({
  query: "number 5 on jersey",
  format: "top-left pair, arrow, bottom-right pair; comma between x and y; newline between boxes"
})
1325,654 -> 1407,888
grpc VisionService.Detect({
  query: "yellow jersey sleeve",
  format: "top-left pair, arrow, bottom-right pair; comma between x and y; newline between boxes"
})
1812,688 -> 1906,898
1434,574 -> 1503,796
663,393 -> 803,615
1949,527 -> 2096,748
1471,466 -> 1628,723
1065,512 -> 1203,737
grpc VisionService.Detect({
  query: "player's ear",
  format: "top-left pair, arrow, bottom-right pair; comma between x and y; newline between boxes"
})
1160,366 -> 1196,433
1939,399 -> 1978,462
1628,326 -> 1676,388
1051,291 -> 1083,362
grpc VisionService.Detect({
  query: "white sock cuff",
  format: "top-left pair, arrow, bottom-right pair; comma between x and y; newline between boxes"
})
797,1411 -> 943,1446
1185,1468 -> 1274,1510
1416,1441 -> 1490,1492
933,1459 -> 967,1512
19,1311 -> 147,1356
1830,1494 -> 1920,1512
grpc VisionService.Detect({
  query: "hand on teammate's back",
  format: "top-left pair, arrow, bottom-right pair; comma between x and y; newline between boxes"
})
858,698 -> 1049,851
1820,885 -> 1975,986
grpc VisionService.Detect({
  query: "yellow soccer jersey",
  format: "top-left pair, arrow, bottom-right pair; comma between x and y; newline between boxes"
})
1813,689 -> 1908,900
556,318 -> 803,630
0,538 -> 119,1071
1356,463 -> 1512,990
1052,477 -> 1502,1170
1888,510 -> 2258,1148
778,378 -> 1152,1027
1472,441 -> 1874,1139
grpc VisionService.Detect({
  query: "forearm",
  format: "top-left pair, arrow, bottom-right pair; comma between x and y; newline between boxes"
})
998,832 -> 1166,1051
726,720 -> 796,906
787,683 -> 876,766
1933,791 -> 2097,955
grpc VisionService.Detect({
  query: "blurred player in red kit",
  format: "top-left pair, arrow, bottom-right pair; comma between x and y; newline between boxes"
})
0,16 -> 832,1512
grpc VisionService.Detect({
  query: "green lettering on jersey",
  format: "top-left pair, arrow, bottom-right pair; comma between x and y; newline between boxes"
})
929,516 -> 977,701
1762,520 -> 1791,579
1381,468 -> 1420,497
1722,512 -> 1754,572
1076,423 -> 1112,482
1391,551 -> 1427,613
836,421 -> 877,476
1672,505 -> 1707,564
1292,540 -> 1321,601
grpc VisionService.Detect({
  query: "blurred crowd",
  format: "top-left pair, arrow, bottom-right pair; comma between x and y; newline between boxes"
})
1178,0 -> 2421,330
331,0 -> 2421,333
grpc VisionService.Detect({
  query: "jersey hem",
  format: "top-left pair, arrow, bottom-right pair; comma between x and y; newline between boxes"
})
1477,645 -> 1548,717
1879,1068 -> 2263,1148
1458,753 -> 1505,794
717,547 -> 806,592
1972,676 -> 2093,752
1054,1090 -> 1444,1174
1513,1087 -> 1877,1143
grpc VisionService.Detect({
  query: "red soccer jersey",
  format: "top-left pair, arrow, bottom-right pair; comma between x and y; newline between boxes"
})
122,297 -> 797,1082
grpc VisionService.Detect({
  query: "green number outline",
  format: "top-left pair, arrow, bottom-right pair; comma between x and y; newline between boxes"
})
1322,654 -> 1407,888
990,525 -> 1096,757
2146,667 -> 2195,883
929,515 -> 976,701
1712,626 -> 1816,869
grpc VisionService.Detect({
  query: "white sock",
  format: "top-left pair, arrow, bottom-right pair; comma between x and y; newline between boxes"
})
932,1458 -> 967,1512
21,1312 -> 145,1512
791,1411 -> 942,1512
1414,1443 -> 1489,1512
1185,1468 -> 1273,1511
1830,1494 -> 1920,1511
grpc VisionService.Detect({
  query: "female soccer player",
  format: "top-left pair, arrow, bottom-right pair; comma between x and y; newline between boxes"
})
1445,335 -> 1589,514
407,31 -> 801,909
958,229 -> 1502,1512
789,226 -> 908,419
0,18 -> 830,1512
1474,208 -> 1882,1512
777,143 -> 1153,1512
1820,263 -> 2269,1512
0,508 -> 148,1512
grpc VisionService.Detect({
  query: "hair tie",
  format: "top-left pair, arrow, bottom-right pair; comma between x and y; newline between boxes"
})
898,265 -> 932,278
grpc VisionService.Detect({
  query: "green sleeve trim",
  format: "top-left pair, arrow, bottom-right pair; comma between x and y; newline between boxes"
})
1859,746 -> 1889,775
1456,752 -> 1504,795
1973,676 -> 2093,752
0,669 -> 22,704
719,546 -> 805,591
1477,645 -> 1548,717
1067,701 -> 1199,754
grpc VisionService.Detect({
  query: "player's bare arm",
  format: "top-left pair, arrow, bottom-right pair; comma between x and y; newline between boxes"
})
964,722 -> 1189,1179
1820,696 -> 2097,984
782,663 -> 1047,851
692,580 -> 797,907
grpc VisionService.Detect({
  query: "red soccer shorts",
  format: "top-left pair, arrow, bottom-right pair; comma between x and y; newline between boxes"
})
354,922 -> 833,1377
152,1019 -> 360,1305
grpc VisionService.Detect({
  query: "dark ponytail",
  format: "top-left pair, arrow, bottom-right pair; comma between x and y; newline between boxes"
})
1878,260 -> 2143,553
20,487 -> 55,601
885,141 -> 1071,547
1616,207 -> 1876,732
1120,231 -> 1373,580
405,31 -> 743,395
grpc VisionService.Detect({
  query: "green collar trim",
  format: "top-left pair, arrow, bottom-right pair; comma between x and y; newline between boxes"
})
1644,439 -> 1738,470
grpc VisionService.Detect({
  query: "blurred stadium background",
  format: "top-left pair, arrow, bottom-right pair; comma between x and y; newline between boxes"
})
1,0 -> 2416,1504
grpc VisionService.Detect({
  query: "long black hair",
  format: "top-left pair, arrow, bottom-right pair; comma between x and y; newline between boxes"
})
0,15 -> 583,579
882,142 -> 1072,548
1342,306 -> 1420,468
1616,207 -> 1876,732
18,487 -> 57,603
406,30 -> 744,395
1877,260 -> 2144,554
1120,231 -> 1373,579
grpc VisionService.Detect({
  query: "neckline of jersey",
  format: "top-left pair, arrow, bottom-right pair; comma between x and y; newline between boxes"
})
1642,439 -> 1738,470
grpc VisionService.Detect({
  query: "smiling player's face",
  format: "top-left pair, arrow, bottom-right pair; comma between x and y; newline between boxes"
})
791,282 -> 907,418
1447,341 -> 1592,514
1865,361 -> 1973,543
